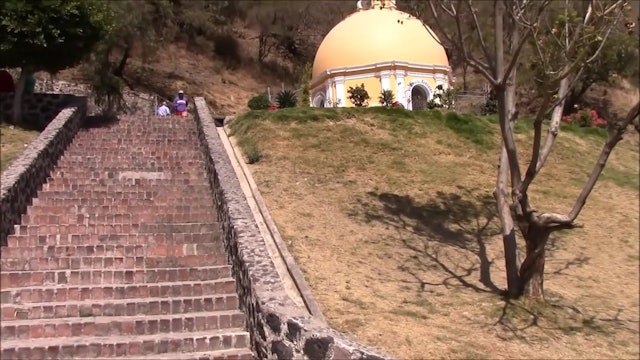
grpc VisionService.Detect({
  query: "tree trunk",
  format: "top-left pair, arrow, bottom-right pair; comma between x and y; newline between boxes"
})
12,68 -> 32,126
113,44 -> 131,78
462,64 -> 468,92
519,225 -> 550,301
496,145 -> 522,298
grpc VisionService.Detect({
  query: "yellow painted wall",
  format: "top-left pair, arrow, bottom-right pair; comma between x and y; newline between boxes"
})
343,77 -> 382,107
310,68 -> 452,107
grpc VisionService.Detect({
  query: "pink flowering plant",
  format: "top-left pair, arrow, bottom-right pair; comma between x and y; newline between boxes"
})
561,107 -> 608,128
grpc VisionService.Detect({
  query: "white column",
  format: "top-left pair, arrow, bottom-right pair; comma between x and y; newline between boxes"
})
334,76 -> 346,107
395,70 -> 406,107
380,71 -> 391,91
326,81 -> 334,107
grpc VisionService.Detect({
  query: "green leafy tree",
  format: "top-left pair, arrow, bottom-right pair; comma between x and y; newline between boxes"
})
85,0 -> 177,112
347,84 -> 370,107
0,0 -> 112,125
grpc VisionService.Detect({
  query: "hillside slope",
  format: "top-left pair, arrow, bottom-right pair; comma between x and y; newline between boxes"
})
229,108 -> 639,359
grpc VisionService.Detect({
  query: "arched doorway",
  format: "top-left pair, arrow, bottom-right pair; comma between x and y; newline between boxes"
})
313,94 -> 325,108
411,86 -> 429,111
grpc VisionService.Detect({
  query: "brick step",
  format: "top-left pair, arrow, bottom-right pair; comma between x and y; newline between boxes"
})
1,253 -> 227,271
35,190 -> 211,200
70,131 -> 199,138
66,142 -> 200,149
0,328 -> 250,359
41,183 -> 211,192
44,178 -> 207,187
1,278 -> 237,304
21,212 -> 216,226
2,294 -> 240,321
5,233 -> 219,249
49,170 -> 205,179
53,163 -> 206,171
27,204 -> 215,216
31,197 -> 208,207
120,348 -> 254,360
0,266 -> 232,288
57,154 -> 203,161
13,222 -> 219,236
1,310 -> 246,340
60,151 -> 202,159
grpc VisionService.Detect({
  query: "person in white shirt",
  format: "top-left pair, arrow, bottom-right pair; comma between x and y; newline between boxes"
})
157,101 -> 171,117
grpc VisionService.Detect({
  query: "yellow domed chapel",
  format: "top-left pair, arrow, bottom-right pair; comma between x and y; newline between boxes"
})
310,0 -> 453,110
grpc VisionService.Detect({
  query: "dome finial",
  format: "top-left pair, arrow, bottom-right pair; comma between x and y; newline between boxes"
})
364,0 -> 395,10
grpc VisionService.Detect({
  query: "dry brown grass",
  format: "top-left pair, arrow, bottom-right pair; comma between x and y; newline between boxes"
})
231,108 -> 639,359
0,123 -> 40,173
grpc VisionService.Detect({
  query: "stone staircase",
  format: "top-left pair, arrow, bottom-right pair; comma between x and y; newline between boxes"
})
0,115 -> 254,359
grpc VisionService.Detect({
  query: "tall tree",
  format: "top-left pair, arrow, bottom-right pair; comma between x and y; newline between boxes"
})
0,0 -> 112,125
411,0 -> 638,300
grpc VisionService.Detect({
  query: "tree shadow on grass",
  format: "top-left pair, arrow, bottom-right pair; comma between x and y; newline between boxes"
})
348,186 -> 631,340
351,185 -> 504,295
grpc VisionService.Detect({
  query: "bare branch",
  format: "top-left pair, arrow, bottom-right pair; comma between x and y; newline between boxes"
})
465,0 -> 494,70
423,1 -> 498,84
535,75 -> 571,172
520,92 -> 552,193
566,100 -> 640,221
501,0 -> 552,85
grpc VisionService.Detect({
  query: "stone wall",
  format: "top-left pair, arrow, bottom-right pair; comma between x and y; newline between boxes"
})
193,97 -> 391,360
0,93 -> 80,129
34,79 -> 156,116
0,98 -> 87,246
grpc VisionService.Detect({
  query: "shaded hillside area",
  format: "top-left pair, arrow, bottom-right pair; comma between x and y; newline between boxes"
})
229,108 -> 639,359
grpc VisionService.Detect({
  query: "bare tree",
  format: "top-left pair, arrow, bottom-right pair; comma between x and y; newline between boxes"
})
409,0 -> 638,300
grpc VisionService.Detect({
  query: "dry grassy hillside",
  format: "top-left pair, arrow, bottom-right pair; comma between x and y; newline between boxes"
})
230,108 -> 639,359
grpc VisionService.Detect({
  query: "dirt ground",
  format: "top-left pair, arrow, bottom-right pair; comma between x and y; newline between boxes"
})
0,123 -> 40,173
237,113 -> 639,359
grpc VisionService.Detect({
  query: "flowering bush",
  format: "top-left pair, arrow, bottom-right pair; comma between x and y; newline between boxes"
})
391,101 -> 404,109
562,108 -> 607,128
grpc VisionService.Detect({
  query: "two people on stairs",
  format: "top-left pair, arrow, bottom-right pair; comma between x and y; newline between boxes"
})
156,90 -> 189,117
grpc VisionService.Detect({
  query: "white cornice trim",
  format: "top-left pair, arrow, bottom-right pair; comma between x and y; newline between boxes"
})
311,60 -> 451,88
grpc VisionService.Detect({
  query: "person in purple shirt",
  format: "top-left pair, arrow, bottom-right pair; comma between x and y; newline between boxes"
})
173,90 -> 189,117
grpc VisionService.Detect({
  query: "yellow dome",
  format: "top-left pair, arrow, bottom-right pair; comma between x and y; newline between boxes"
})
312,8 -> 449,79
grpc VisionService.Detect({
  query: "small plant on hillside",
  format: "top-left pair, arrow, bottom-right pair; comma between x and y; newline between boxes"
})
392,101 -> 405,109
276,90 -> 297,109
379,89 -> 395,107
562,108 -> 608,128
299,63 -> 312,107
434,85 -> 457,109
248,94 -> 271,110
481,89 -> 498,115
347,84 -> 370,107
241,138 -> 262,164
426,99 -> 440,110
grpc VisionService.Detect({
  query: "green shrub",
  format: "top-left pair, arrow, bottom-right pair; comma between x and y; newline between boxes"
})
347,83 -> 370,107
239,137 -> 262,164
299,63 -> 312,107
248,94 -> 271,110
276,90 -> 297,109
482,89 -> 498,115
379,89 -> 395,107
